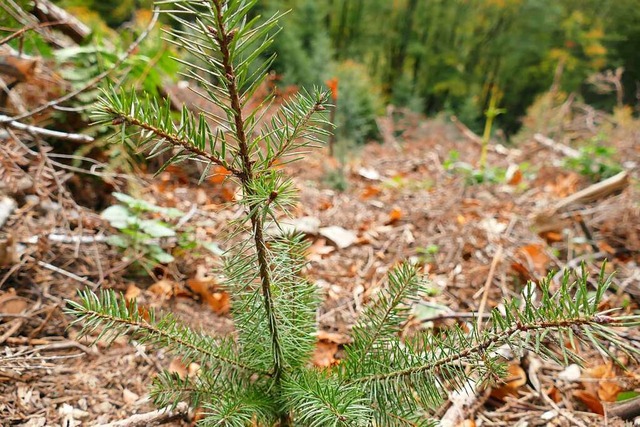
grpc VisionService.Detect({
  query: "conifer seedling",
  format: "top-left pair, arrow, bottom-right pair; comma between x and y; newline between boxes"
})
68,1 -> 639,425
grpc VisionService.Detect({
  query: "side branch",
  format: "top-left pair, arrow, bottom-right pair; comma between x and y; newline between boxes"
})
95,402 -> 189,427
348,316 -> 616,384
73,307 -> 271,377
266,100 -> 326,170
109,110 -> 241,176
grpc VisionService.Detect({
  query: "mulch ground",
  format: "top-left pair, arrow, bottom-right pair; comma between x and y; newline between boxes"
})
1,103 -> 639,426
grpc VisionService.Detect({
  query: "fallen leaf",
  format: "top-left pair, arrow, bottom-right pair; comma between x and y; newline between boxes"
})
122,389 -> 139,405
210,165 -> 231,184
319,226 -> 357,249
387,207 -> 403,224
187,276 -> 230,315
317,199 -> 333,210
547,386 -> 562,403
221,186 -> 236,202
548,172 -> 581,197
506,166 -> 523,185
124,284 -> 141,300
307,239 -> 335,261
491,363 -> 527,400
541,231 -> 563,243
193,407 -> 206,422
517,244 -> 550,275
360,185 -> 382,200
585,363 -> 622,403
147,279 -> 176,299
574,390 -> 604,415
0,290 -> 28,314
598,241 -> 616,255
598,379 -> 622,403
206,291 -> 230,315
312,340 -> 339,368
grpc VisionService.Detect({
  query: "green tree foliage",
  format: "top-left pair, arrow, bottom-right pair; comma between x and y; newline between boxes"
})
263,0 -> 332,88
255,0 -> 637,134
324,0 -> 615,133
66,1 -> 640,425
51,0 -> 640,135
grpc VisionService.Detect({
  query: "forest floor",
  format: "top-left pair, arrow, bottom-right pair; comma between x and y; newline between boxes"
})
1,100 -> 639,426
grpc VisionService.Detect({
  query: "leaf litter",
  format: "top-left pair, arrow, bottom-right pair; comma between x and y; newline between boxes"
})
1,103 -> 639,425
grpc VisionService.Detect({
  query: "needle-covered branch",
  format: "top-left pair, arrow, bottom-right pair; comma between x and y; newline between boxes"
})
67,289 -> 270,377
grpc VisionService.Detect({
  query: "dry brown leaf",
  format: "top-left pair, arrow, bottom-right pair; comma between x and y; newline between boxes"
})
168,358 -> 188,379
387,207 -> 403,224
518,244 -> 550,274
598,379 -> 622,402
0,290 -> 28,314
206,292 -> 230,315
187,276 -> 230,315
507,168 -> 523,185
490,363 -> 527,400
193,407 -> 206,422
124,284 -> 141,300
548,172 -> 581,197
221,186 -> 236,202
574,390 -> 604,415
307,239 -> 336,261
360,185 -> 382,200
598,241 -> 616,255
210,165 -> 231,184
147,279 -> 176,299
311,340 -> 339,368
547,386 -> 562,403
585,363 -> 622,403
541,231 -> 563,243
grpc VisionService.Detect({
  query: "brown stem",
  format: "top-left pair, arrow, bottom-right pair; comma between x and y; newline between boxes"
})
108,110 -> 240,175
348,317 -> 606,384
211,0 -> 285,388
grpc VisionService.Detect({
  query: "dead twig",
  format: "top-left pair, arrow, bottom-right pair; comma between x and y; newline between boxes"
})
36,260 -> 99,289
475,246 -> 504,331
0,21 -> 65,46
0,114 -> 93,142
419,312 -> 491,324
605,395 -> 640,421
533,171 -> 629,231
533,133 -> 580,158
95,402 -> 189,427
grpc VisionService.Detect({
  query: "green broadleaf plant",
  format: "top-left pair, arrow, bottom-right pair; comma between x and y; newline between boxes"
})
101,192 -> 180,265
67,1 -> 639,425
